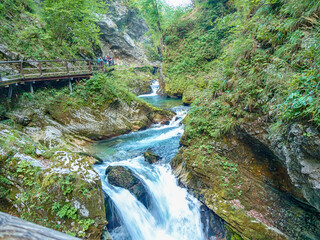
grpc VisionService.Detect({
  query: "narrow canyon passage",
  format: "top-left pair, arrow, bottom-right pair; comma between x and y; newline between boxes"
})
93,82 -> 209,240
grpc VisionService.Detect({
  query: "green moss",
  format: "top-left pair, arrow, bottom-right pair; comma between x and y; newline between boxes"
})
0,125 -> 106,238
226,225 -> 243,240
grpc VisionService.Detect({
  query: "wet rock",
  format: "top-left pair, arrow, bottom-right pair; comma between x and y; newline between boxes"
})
161,120 -> 170,125
101,226 -> 113,240
105,166 -> 150,207
79,152 -> 104,165
143,149 -> 160,164
8,97 -> 173,143
106,166 -> 139,189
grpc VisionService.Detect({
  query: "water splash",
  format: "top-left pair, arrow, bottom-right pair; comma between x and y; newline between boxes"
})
94,94 -> 206,240
138,81 -> 159,97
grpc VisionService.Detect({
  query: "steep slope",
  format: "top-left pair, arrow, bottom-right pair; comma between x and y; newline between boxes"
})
165,0 -> 320,239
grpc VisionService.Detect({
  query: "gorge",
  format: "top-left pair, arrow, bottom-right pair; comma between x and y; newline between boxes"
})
0,0 -> 320,239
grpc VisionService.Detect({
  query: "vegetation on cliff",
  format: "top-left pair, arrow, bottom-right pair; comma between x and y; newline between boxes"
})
164,0 -> 319,133
162,0 -> 320,239
0,0 -> 106,59
0,123 -> 106,238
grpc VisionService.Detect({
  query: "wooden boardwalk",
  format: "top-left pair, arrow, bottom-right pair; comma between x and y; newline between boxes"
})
0,211 -> 81,240
0,59 -> 104,88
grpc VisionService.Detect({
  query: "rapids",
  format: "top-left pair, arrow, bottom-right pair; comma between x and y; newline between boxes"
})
93,81 -> 207,240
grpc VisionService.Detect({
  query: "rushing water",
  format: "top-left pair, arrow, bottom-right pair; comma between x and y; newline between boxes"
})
93,81 -> 206,240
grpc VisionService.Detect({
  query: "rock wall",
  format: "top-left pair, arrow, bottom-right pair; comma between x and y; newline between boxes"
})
97,0 -> 151,66
7,96 -> 173,146
171,116 -> 320,239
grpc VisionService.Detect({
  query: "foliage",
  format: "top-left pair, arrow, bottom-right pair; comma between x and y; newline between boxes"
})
60,176 -> 74,195
41,0 -> 106,55
163,0 -> 232,97
0,0 -> 107,59
15,160 -> 39,186
164,0 -> 320,138
52,202 -> 78,220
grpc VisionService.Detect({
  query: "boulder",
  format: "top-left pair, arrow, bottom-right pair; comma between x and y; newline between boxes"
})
105,166 -> 149,207
161,120 -> 170,125
143,149 -> 160,164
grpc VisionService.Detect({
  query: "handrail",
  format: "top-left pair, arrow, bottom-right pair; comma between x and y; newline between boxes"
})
0,59 -> 113,89
0,59 -> 94,64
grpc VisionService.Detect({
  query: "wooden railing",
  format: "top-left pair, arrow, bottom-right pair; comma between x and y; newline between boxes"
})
0,59 -> 105,86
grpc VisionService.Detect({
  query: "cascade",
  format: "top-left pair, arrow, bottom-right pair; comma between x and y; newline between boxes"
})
93,81 -> 212,240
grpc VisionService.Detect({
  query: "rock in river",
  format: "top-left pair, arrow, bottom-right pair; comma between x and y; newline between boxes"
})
143,149 -> 161,164
105,166 -> 149,207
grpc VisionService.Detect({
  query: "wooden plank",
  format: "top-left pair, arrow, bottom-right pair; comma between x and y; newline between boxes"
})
0,212 -> 80,240
0,58 -> 102,89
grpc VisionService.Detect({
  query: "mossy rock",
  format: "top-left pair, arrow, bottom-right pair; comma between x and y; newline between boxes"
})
105,166 -> 150,207
143,149 -> 161,164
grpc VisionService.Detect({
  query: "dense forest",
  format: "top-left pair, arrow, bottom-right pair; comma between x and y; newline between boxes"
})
0,0 -> 319,239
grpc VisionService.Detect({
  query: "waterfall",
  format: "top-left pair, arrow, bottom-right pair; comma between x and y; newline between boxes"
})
93,87 -> 207,240
138,81 -> 159,97
100,161 -> 205,240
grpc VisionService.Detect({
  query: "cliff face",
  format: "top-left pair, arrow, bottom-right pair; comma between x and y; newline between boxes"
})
97,0 -> 151,66
0,0 -> 152,68
171,117 -> 320,239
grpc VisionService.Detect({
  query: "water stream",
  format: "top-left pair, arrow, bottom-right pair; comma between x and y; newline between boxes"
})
93,81 -> 208,240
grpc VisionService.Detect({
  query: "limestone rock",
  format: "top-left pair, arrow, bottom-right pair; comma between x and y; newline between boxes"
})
172,117 -> 320,240
105,166 -> 149,207
0,124 -> 107,239
97,0 -> 150,66
143,149 -> 160,164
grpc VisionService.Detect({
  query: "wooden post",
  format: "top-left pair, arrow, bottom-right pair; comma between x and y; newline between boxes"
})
89,60 -> 92,74
69,78 -> 73,93
30,83 -> 34,94
20,61 -> 24,78
0,211 -> 81,240
38,61 -> 42,77
8,85 -> 12,98
66,61 -> 69,74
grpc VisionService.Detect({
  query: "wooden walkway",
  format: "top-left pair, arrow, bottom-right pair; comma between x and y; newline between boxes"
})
0,211 -> 81,240
0,59 -> 104,87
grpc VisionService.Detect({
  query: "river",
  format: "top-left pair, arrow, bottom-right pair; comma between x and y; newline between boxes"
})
93,81 -> 208,240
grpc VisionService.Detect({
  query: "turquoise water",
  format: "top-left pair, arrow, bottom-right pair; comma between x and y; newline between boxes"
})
92,82 -> 206,240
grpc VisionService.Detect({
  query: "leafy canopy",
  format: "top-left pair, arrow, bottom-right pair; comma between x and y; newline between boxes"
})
42,0 -> 107,54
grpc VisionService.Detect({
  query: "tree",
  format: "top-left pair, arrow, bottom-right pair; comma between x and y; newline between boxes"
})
135,0 -> 166,93
42,0 -> 106,56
